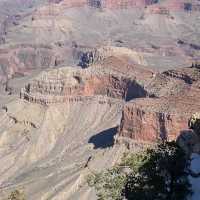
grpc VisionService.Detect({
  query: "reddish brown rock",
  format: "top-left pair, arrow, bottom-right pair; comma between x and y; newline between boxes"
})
117,66 -> 200,146
147,6 -> 170,15
0,44 -> 73,83
20,64 -> 150,104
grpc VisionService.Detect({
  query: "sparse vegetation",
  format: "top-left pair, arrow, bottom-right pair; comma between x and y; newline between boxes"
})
87,167 -> 127,200
87,142 -> 192,200
6,189 -> 26,200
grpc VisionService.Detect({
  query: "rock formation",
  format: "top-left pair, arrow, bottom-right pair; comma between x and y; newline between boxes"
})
0,1 -> 199,199
117,66 -> 200,147
18,57 -> 200,148
88,0 -> 151,9
0,44 -> 65,83
20,64 -> 151,104
74,46 -> 147,68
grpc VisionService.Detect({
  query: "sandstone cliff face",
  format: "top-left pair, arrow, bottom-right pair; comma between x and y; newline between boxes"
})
20,65 -> 149,104
118,99 -> 190,143
0,1 -> 200,199
117,66 -> 200,146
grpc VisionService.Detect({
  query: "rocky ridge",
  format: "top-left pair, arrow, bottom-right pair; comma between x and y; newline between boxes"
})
0,1 -> 199,199
117,65 -> 200,148
20,63 -> 151,104
18,57 -> 200,147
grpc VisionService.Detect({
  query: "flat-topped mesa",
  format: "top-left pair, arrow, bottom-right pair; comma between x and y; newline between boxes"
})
20,66 -> 150,105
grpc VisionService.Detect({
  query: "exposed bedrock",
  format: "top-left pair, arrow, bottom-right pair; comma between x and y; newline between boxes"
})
0,44 -> 72,83
87,0 -> 164,9
157,0 -> 200,12
0,96 -> 123,200
20,66 -> 149,104
47,0 -> 159,10
39,0 -> 200,11
118,99 -> 187,143
117,95 -> 200,147
117,66 -> 200,147
0,44 -> 148,84
72,45 -> 147,68
72,45 -> 100,68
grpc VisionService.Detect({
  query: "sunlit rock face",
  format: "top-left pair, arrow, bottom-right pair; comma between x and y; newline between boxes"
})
117,66 -> 200,147
20,63 -> 151,104
0,0 -> 199,199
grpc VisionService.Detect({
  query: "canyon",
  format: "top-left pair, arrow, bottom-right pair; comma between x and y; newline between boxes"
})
0,0 -> 199,199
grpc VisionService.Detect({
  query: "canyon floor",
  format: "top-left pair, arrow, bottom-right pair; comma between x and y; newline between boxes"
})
0,0 -> 200,199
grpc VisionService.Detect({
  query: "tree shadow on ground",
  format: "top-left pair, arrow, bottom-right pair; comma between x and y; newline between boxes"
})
88,126 -> 118,149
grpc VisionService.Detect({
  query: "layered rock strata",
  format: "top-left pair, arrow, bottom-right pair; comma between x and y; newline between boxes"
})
73,46 -> 147,67
20,65 -> 150,104
117,66 -> 200,147
0,44 -> 67,82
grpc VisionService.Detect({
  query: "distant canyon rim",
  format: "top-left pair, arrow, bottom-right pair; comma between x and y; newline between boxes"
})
0,0 -> 199,199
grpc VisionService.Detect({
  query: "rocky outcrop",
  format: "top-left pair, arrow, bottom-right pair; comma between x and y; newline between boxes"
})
0,44 -> 147,83
0,44 -> 70,83
117,66 -> 200,146
72,45 -> 100,68
52,0 -> 150,10
87,0 -> 159,9
87,0 -> 200,11
33,0 -> 200,11
73,45 -> 147,68
162,66 -> 200,84
117,95 -> 200,146
147,6 -> 170,15
20,66 -> 149,104
163,70 -> 195,84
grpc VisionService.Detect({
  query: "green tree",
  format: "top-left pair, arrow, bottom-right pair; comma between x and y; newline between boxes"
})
87,167 -> 126,200
124,141 -> 192,200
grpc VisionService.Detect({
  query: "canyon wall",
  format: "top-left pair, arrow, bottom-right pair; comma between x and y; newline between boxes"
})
0,45 -> 63,82
117,66 -> 200,146
20,66 -> 149,104
47,0 -> 156,9
53,0 -> 200,11
88,0 -> 150,9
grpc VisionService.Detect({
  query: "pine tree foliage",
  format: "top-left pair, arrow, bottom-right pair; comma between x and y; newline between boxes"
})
87,142 -> 192,200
